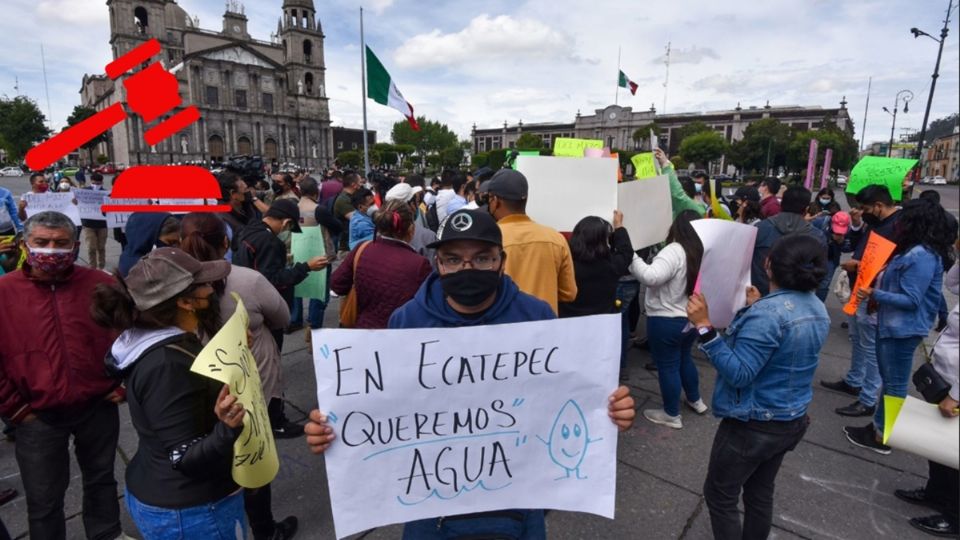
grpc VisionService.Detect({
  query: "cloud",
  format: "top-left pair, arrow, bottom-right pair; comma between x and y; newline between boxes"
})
650,46 -> 720,65
393,14 -> 573,70
36,0 -> 107,25
367,0 -> 394,15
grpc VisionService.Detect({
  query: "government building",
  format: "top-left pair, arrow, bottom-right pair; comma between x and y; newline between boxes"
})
472,99 -> 855,172
80,0 -> 333,170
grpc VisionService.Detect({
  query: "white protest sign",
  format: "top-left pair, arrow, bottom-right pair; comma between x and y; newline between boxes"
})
312,315 -> 621,539
617,176 -> 672,249
692,220 -> 757,328
24,192 -> 81,226
157,199 -> 216,214
516,155 -> 618,233
72,189 -> 109,221
883,395 -> 959,469
104,198 -> 150,229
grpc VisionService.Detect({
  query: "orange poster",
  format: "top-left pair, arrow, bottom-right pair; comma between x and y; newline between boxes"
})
843,232 -> 897,316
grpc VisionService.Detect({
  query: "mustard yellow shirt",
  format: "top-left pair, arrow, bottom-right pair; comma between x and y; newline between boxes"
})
498,214 -> 577,314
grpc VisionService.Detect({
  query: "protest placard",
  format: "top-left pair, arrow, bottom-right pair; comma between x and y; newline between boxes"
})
73,189 -> 109,221
842,232 -> 896,316
883,395 -> 959,469
191,293 -> 279,488
617,175 -> 671,249
24,192 -> 81,225
630,153 -> 658,180
510,150 -> 540,170
692,219 -> 758,328
312,315 -> 621,538
553,138 -> 603,158
845,156 -> 917,201
292,227 -> 327,300
516,155 -> 618,233
104,198 -> 150,229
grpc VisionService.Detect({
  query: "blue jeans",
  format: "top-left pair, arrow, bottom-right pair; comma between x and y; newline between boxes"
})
816,261 -> 837,302
616,281 -> 640,369
647,316 -> 701,417
290,297 -> 326,329
874,335 -> 923,435
845,307 -> 882,407
125,488 -> 246,540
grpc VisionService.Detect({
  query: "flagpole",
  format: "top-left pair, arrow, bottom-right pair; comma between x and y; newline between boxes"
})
615,46 -> 621,106
859,76 -> 871,153
360,7 -> 370,176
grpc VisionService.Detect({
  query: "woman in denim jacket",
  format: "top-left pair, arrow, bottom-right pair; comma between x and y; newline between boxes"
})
844,198 -> 954,454
687,235 -> 830,540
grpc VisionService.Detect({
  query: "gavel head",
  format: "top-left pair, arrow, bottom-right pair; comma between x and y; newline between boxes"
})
123,63 -> 182,124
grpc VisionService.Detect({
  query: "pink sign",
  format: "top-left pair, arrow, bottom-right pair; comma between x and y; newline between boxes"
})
819,148 -> 833,191
804,139 -> 818,190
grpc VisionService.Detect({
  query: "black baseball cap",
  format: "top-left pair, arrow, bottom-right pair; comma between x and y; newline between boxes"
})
428,209 -> 503,249
265,199 -> 302,232
478,169 -> 528,201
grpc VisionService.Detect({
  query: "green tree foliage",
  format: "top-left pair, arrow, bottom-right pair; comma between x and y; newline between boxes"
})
336,150 -> 362,169
440,147 -> 464,168
676,121 -> 712,141
0,96 -> 50,163
679,130 -> 729,170
632,123 -> 661,149
670,155 -> 689,170
786,123 -> 858,175
391,117 -> 459,166
728,119 -> 793,174
96,154 -> 109,165
471,152 -> 489,169
515,133 -> 544,150
907,112 -> 958,143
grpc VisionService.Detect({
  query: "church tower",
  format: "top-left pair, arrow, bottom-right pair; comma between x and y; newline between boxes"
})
279,0 -> 326,100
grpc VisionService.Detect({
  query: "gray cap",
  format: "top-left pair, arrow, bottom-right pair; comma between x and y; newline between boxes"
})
125,248 -> 230,311
478,169 -> 528,201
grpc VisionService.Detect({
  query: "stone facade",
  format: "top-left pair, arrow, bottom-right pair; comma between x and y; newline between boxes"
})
80,0 -> 333,170
922,130 -> 960,182
331,127 -> 377,158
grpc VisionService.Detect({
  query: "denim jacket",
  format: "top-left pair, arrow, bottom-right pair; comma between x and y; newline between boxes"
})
873,244 -> 943,339
700,289 -> 830,422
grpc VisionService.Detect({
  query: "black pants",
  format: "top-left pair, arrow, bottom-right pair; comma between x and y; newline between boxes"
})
925,460 -> 959,524
14,401 -> 121,540
245,483 -> 276,540
703,417 -> 808,540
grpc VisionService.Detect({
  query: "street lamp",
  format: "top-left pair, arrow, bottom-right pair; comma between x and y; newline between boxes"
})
881,90 -> 913,157
910,0 -> 954,161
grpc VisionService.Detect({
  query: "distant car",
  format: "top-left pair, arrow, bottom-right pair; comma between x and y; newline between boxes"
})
931,176 -> 947,185
95,163 -> 118,175
836,175 -> 847,186
60,167 -> 80,177
0,166 -> 22,177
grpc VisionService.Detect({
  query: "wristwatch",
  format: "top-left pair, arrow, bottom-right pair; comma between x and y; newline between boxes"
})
697,325 -> 718,343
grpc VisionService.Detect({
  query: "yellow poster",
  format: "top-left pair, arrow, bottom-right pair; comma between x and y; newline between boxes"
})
191,293 -> 279,488
553,137 -> 604,157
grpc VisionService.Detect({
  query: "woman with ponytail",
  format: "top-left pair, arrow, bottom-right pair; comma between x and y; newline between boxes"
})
331,199 -> 432,329
178,213 -> 299,540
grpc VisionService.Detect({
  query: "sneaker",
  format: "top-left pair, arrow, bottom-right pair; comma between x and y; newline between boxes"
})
685,399 -> 709,415
820,379 -> 861,397
843,424 -> 891,455
643,409 -> 682,429
272,418 -> 305,439
835,400 -> 876,417
272,516 -> 299,540
909,514 -> 958,537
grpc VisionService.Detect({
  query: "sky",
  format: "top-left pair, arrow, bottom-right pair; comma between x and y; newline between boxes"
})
1,0 -> 958,148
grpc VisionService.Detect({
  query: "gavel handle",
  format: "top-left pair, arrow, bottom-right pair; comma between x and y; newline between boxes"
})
26,104 -> 127,171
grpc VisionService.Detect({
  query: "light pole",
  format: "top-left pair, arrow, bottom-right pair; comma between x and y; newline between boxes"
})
911,0 -> 953,162
882,90 -> 913,157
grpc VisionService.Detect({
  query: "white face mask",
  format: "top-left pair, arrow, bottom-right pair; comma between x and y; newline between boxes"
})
366,205 -> 379,217
59,183 -> 71,192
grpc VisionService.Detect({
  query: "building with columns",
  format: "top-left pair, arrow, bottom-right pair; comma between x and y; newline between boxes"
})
80,0 -> 333,169
472,99 -> 854,172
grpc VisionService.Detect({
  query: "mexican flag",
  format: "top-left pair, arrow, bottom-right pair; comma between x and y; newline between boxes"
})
366,46 -> 420,131
618,70 -> 638,95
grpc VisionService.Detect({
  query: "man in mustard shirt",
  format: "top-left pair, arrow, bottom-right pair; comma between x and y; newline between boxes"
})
479,169 -> 577,314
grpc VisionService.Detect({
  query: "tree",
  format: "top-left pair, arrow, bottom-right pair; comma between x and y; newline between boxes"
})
676,121 -> 711,141
727,119 -> 793,174
391,117 -> 459,167
440,147 -> 464,168
670,155 -> 689,170
515,133 -> 544,150
0,96 -> 50,163
66,105 -> 104,166
96,154 -> 109,165
907,112 -> 958,143
336,150 -> 361,169
471,152 -> 489,169
679,130 -> 729,170
786,123 -> 859,177
632,122 -> 661,150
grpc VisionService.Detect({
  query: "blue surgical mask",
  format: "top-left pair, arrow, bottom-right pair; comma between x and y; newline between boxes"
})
819,198 -> 832,206
694,183 -> 703,194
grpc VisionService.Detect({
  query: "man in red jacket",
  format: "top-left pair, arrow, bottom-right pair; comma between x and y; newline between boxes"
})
0,211 -> 125,540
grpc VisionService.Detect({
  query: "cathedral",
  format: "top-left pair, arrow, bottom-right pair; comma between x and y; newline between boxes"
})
80,0 -> 333,170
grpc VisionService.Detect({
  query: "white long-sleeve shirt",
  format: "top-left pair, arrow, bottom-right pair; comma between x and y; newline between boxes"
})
932,262 -> 959,401
628,242 -> 689,318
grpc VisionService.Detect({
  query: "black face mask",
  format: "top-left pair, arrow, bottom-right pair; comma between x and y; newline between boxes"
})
271,182 -> 284,195
440,269 -> 500,307
862,212 -> 881,227
243,191 -> 253,204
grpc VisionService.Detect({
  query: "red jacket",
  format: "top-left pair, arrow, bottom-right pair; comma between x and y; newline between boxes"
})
331,237 -> 432,329
760,195 -> 781,218
0,265 -> 118,423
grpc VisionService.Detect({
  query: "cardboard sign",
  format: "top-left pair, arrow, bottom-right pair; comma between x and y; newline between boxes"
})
23,192 -> 81,226
104,198 -> 151,229
516,155 -> 618,233
692,220 -> 758,328
73,189 -> 110,221
883,395 -> 959,469
312,315 -> 621,539
292,227 -> 327,300
843,232 -> 896,316
553,138 -> 604,158
191,294 -> 279,488
631,153 -> 658,180
617,176 -> 672,249
845,156 -> 917,201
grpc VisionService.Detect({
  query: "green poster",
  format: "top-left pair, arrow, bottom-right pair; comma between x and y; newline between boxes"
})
631,152 -> 658,179
292,227 -> 327,300
845,156 -> 917,201
553,137 -> 604,157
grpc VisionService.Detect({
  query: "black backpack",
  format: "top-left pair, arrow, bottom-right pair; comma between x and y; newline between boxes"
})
425,202 -> 440,232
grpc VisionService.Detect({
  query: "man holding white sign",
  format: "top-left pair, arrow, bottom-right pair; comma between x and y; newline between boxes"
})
305,209 -> 635,539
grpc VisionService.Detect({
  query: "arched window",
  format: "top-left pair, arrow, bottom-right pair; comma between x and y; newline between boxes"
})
264,138 -> 278,161
303,40 -> 313,63
304,73 -> 314,95
291,9 -> 298,27
208,135 -> 225,162
237,136 -> 252,155
134,6 -> 148,34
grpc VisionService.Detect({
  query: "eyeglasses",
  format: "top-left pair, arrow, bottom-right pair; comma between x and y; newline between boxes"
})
438,253 -> 501,271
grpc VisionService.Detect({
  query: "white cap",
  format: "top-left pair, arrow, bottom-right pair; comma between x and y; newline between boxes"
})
385,182 -> 423,203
